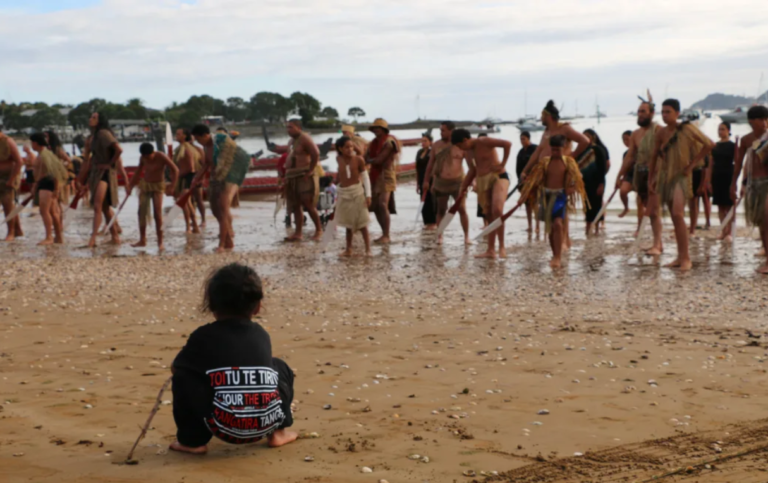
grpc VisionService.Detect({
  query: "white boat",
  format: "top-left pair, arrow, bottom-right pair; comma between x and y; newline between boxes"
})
515,123 -> 545,132
466,124 -> 500,134
719,105 -> 750,124
681,108 -> 705,127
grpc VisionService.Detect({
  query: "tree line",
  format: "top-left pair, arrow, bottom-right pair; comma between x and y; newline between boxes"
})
0,93 -> 367,132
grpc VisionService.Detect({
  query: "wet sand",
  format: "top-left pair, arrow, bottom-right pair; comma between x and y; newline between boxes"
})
2,181 -> 768,483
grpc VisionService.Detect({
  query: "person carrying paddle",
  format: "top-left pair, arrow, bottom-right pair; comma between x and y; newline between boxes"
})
520,135 -> 587,269
733,105 -> 768,273
191,124 -> 250,253
649,99 -> 714,272
126,143 -> 178,251
453,128 -> 511,259
423,121 -> 471,246
0,127 -> 24,241
170,263 -> 298,455
77,112 -> 123,248
517,131 -> 539,235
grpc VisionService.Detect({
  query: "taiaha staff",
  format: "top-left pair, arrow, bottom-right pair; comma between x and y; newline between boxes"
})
591,186 -> 620,227
123,376 -> 172,465
505,181 -> 523,201
0,193 -> 34,226
435,191 -> 466,236
414,190 -> 427,228
474,201 -> 524,240
101,194 -> 130,235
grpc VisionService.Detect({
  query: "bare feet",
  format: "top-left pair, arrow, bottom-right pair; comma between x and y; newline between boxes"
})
339,249 -> 352,258
757,264 -> 768,275
425,224 -> 436,231
374,236 -> 391,244
645,246 -> 663,256
633,230 -> 639,238
723,235 -> 733,243
267,429 -> 299,448
4,234 -> 15,242
200,222 -> 206,228
311,231 -> 323,242
549,257 -> 562,269
109,236 -> 121,245
618,208 -> 629,218
214,246 -> 232,254
284,235 -> 303,243
131,240 -> 147,248
464,237 -> 473,246
437,234 -> 443,246
365,250 -> 373,257
757,249 -> 766,257
475,250 -> 496,259
499,247 -> 507,259
663,258 -> 692,271
38,238 -> 54,246
169,441 -> 208,455
192,227 -> 201,234
158,244 -> 165,252
54,236 -> 64,244
87,236 -> 97,248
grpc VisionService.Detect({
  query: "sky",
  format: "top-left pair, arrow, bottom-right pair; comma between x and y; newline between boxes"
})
1,0 -> 767,122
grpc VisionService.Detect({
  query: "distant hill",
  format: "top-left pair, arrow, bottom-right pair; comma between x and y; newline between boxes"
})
691,91 -> 768,110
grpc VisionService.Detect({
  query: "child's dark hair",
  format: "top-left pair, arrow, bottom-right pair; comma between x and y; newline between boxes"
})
203,263 -> 264,318
549,134 -> 566,148
450,128 -> 471,145
335,136 -> 350,152
662,99 -> 681,112
139,143 -> 155,156
29,132 -> 49,147
191,124 -> 211,136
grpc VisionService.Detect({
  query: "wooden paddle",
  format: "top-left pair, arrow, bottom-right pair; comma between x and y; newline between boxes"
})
62,188 -> 87,231
591,186 -> 620,226
320,203 -> 338,248
165,122 -> 173,158
101,194 -> 130,235
0,193 -> 34,226
475,202 -> 523,240
435,191 -> 466,236
163,187 -> 195,232
505,182 -> 523,201
414,191 -> 427,227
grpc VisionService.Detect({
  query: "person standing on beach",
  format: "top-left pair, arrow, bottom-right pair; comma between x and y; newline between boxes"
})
46,131 -> 73,203
424,121 -> 471,245
520,135 -> 587,269
191,124 -> 250,253
689,135 -> 713,236
733,105 -> 768,271
710,122 -> 737,242
0,128 -> 24,241
617,129 -> 645,236
649,99 -> 714,271
29,133 -> 67,245
173,128 -> 200,234
415,133 -> 436,229
126,143 -> 178,251
341,125 -> 369,156
616,100 -> 661,243
580,129 -> 610,236
522,101 -> 590,249
517,131 -> 539,234
270,120 -> 322,242
77,112 -> 122,248
334,137 -> 372,256
453,128 -> 512,259
366,118 -> 400,244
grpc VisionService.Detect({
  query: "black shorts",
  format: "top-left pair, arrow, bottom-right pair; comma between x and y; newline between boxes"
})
180,172 -> 195,190
25,170 -> 35,185
37,176 -> 55,192
499,172 -> 510,181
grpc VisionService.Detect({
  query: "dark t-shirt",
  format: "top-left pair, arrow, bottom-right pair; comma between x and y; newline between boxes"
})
172,319 -> 287,443
416,148 -> 431,187
516,144 -> 538,179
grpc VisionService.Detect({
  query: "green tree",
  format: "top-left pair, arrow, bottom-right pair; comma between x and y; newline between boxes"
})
320,106 -> 339,119
126,98 -> 147,119
226,97 -> 248,122
249,92 -> 292,123
2,106 -> 29,131
348,106 -> 366,121
289,92 -> 321,124
29,107 -> 66,131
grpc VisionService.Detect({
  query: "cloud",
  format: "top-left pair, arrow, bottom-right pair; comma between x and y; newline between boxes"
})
1,0 -> 766,120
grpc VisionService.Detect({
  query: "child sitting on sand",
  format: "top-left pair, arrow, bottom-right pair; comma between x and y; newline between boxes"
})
334,137 -> 372,257
520,135 -> 587,269
170,263 -> 298,454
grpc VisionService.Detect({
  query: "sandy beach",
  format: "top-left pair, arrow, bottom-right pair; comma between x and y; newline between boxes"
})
3,180 -> 768,483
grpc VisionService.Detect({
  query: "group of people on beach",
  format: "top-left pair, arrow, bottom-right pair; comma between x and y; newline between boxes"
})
1,96 -> 767,272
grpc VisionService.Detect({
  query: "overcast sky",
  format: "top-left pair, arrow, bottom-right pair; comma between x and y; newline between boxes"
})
1,0 -> 767,122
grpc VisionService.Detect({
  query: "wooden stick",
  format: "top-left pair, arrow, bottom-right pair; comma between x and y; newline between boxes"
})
124,376 -> 172,464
